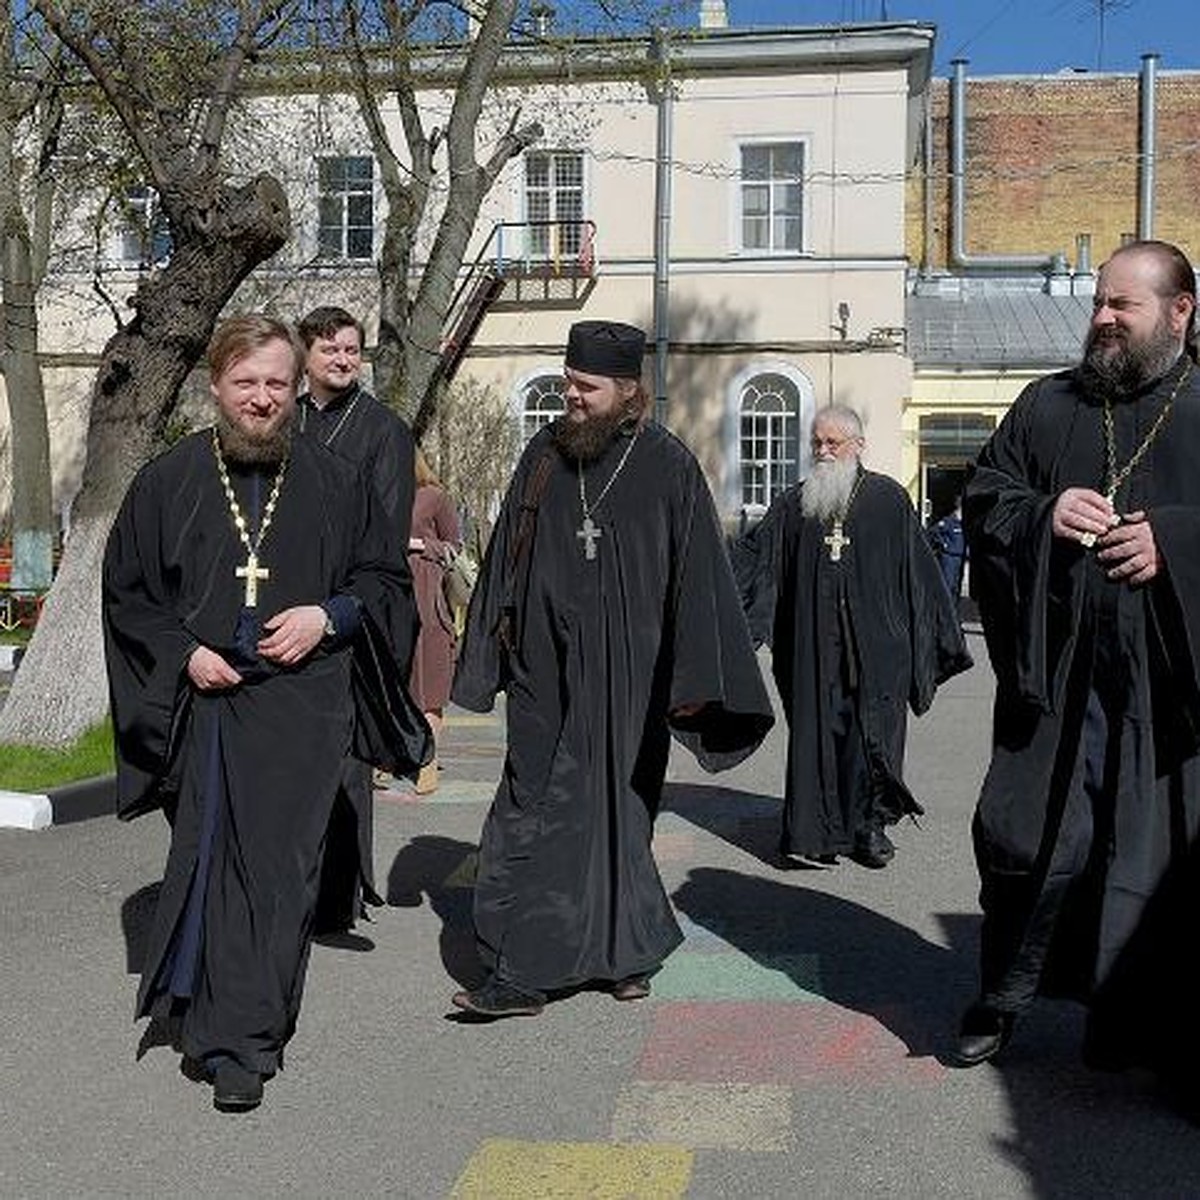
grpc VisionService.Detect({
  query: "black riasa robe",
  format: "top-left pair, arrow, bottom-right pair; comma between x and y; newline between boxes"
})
298,385 -> 417,927
769,471 -> 971,858
103,430 -> 430,1074
964,363 -> 1200,1074
452,421 -> 774,992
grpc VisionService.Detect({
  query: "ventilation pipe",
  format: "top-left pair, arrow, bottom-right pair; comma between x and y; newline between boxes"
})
1137,52 -> 1159,240
650,31 -> 674,424
950,59 -> 1057,272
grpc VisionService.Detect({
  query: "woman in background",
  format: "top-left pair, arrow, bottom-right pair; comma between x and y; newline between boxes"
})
406,449 -> 461,794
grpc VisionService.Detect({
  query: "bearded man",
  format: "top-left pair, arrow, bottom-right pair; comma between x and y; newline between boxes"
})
103,315 -> 430,1111
747,405 -> 970,871
953,241 -> 1200,1102
449,319 -> 773,1019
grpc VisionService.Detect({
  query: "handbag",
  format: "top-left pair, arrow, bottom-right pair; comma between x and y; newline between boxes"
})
442,544 -> 478,612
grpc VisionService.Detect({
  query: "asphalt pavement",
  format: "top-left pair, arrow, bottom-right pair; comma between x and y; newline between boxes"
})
3,636 -> 1199,1198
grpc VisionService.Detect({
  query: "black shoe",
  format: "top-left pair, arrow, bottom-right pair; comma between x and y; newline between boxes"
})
212,1062 -> 264,1112
950,1007 -> 1014,1068
612,974 -> 653,1002
451,978 -> 545,1019
782,850 -> 839,870
852,826 -> 895,869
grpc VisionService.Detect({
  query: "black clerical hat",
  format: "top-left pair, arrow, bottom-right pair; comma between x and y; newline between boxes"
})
565,320 -> 646,378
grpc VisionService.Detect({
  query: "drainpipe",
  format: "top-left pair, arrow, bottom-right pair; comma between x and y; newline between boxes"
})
1138,52 -> 1159,240
920,81 -> 933,274
950,58 -> 1056,271
650,31 -> 673,425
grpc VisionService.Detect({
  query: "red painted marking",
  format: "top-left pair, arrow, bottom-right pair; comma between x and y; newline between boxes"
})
637,1001 -> 944,1086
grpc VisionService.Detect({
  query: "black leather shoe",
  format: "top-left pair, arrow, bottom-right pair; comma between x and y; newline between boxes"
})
612,975 -> 652,1002
212,1062 -> 264,1112
852,826 -> 895,869
950,1008 -> 1014,1068
451,978 -> 545,1019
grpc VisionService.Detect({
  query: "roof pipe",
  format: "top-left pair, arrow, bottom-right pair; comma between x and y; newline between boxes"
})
949,58 -> 1056,272
1137,52 -> 1159,240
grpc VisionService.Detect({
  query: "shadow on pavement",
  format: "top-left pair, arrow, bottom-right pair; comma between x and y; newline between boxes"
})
386,835 -> 483,988
660,782 -> 783,867
672,866 -> 977,1059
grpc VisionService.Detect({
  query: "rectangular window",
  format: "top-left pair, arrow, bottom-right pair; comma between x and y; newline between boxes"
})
118,184 -> 172,266
740,142 -> 803,253
317,156 -> 375,261
524,151 -> 584,259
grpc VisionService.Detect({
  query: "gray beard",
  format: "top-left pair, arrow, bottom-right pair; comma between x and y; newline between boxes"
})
802,457 -> 860,522
216,410 -> 295,465
1078,320 -> 1183,402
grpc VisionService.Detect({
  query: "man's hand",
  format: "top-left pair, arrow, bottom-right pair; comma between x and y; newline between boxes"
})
1096,510 -> 1161,585
257,605 -> 328,666
188,645 -> 243,691
1052,487 -> 1119,544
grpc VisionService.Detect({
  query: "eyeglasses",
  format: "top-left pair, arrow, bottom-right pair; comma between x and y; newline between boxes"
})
811,436 -> 852,451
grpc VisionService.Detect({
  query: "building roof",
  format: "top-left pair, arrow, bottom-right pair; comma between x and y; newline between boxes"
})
907,287 -> 1091,369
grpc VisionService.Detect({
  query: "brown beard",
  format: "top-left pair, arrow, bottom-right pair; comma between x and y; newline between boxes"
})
216,410 -> 295,465
550,409 -> 638,463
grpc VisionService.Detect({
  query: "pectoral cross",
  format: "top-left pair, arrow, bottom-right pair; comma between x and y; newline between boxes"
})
235,553 -> 269,607
824,521 -> 851,562
577,515 -> 602,561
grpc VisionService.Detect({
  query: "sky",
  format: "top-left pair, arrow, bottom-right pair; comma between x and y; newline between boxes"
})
724,1 -> 1200,75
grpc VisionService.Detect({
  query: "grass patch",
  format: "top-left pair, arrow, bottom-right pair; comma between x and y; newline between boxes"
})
0,626 -> 33,647
0,718 -> 115,791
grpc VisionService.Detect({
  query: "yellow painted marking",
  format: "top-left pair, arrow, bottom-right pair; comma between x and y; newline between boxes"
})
451,1138 -> 692,1199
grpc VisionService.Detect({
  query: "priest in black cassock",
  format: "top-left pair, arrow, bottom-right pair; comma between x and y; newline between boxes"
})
953,242 -> 1200,1104
739,405 -> 970,871
296,306 -> 417,939
103,315 -> 430,1111
449,319 -> 774,1019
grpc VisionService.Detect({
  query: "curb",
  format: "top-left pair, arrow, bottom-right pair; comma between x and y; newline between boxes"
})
0,774 -> 115,830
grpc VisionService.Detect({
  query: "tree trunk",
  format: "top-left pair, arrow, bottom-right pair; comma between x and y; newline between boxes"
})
0,174 -> 289,745
2,212 -> 54,591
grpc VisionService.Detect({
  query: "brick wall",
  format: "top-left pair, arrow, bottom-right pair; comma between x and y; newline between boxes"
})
907,72 -> 1200,269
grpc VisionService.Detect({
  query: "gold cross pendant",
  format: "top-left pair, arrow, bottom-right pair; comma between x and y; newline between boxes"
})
235,552 -> 270,607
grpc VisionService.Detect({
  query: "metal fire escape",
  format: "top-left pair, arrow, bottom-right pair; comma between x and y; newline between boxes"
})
438,219 -> 598,384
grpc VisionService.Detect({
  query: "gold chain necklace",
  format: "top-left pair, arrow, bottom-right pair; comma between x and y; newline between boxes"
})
300,392 -> 361,448
824,470 -> 864,562
575,428 -> 641,560
1102,359 -> 1192,504
212,427 -> 288,607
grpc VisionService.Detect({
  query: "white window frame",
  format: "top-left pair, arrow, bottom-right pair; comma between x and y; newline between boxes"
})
724,362 -> 816,515
113,183 -> 171,267
316,154 -> 376,262
521,149 -> 587,261
513,369 -> 565,446
730,136 -> 808,257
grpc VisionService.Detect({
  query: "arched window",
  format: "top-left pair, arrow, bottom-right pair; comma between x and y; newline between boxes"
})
521,375 -> 564,443
739,373 -> 800,507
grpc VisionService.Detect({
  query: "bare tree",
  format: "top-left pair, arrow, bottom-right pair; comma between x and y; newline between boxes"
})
0,4 -> 61,593
336,0 -> 541,435
0,0 -> 294,744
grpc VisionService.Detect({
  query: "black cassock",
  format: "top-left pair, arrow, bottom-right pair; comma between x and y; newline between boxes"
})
103,430 -> 429,1074
761,471 -> 970,858
452,421 -> 773,992
965,362 -> 1200,1076
298,385 -> 417,928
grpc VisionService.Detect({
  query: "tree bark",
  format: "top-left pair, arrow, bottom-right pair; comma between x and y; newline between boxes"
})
0,175 -> 289,745
0,8 -> 54,591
